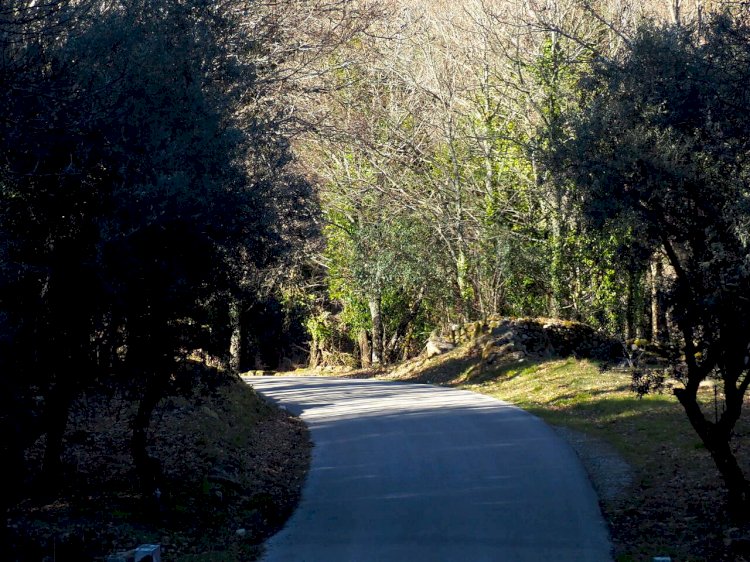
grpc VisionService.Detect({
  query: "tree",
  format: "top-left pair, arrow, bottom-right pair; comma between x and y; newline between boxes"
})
551,13 -> 750,510
0,0 -> 314,503
0,0 -> 115,492
291,0 -> 738,367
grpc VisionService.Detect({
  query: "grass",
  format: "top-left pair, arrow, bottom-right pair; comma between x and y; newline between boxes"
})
462,358 -> 700,466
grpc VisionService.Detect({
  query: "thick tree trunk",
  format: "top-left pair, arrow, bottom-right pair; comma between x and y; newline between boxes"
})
132,374 -> 166,509
659,235 -> 750,513
675,387 -> 750,514
707,436 -> 750,513
41,380 -> 74,490
369,296 -> 383,365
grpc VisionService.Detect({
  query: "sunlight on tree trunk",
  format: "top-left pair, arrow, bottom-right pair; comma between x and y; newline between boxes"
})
369,296 -> 383,365
229,299 -> 241,375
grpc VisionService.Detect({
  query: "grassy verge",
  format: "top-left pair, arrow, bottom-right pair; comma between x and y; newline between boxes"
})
462,358 -> 699,469
338,349 -> 749,561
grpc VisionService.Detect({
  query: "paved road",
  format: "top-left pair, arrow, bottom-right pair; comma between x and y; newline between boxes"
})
244,375 -> 612,562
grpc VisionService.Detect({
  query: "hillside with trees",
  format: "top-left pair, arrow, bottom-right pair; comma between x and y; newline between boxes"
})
2,0 -> 749,559
292,0 -> 750,518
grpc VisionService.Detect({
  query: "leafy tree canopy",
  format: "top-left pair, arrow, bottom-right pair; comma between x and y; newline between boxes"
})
551,13 -> 750,509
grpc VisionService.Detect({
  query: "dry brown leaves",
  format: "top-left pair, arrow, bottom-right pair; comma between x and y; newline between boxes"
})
7,379 -> 312,561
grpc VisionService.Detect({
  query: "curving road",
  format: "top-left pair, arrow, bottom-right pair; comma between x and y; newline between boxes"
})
244,375 -> 612,562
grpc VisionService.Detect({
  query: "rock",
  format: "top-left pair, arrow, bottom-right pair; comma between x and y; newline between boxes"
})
106,550 -> 136,562
134,544 -> 161,562
235,528 -> 247,537
423,317 -> 619,375
462,317 -> 621,373
465,321 -> 486,341
425,339 -> 455,358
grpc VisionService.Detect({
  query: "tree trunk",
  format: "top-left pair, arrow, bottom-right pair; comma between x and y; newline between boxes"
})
401,328 -> 414,362
549,200 -> 567,319
369,296 -> 383,365
675,387 -> 750,514
229,298 -> 241,375
41,379 -> 74,490
358,329 -> 371,368
308,335 -> 321,369
671,0 -> 682,25
707,435 -> 750,514
455,249 -> 469,321
132,374 -> 166,507
650,257 -> 667,344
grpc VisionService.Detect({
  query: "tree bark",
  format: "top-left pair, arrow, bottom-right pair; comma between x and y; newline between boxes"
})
675,386 -> 750,513
358,329 -> 371,368
229,298 -> 241,375
650,257 -> 667,343
369,296 -> 383,365
308,335 -> 321,368
41,379 -> 74,490
671,0 -> 682,25
548,189 -> 569,320
132,373 -> 166,505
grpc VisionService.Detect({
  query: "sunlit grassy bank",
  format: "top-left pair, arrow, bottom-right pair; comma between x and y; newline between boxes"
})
462,359 -> 698,464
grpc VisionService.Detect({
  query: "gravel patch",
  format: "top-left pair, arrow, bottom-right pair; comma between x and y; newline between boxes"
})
553,426 -> 634,503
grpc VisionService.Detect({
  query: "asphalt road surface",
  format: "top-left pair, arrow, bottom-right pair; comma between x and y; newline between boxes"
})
244,375 -> 612,562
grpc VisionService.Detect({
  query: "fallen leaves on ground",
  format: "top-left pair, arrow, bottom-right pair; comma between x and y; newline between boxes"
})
7,378 -> 312,561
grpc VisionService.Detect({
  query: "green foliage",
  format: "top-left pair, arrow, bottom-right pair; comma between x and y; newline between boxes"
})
305,311 -> 334,345
322,183 -> 440,351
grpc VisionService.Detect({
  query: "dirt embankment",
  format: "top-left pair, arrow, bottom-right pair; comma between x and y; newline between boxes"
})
7,377 -> 312,561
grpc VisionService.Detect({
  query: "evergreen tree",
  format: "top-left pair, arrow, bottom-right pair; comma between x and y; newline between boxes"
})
551,13 -> 750,510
